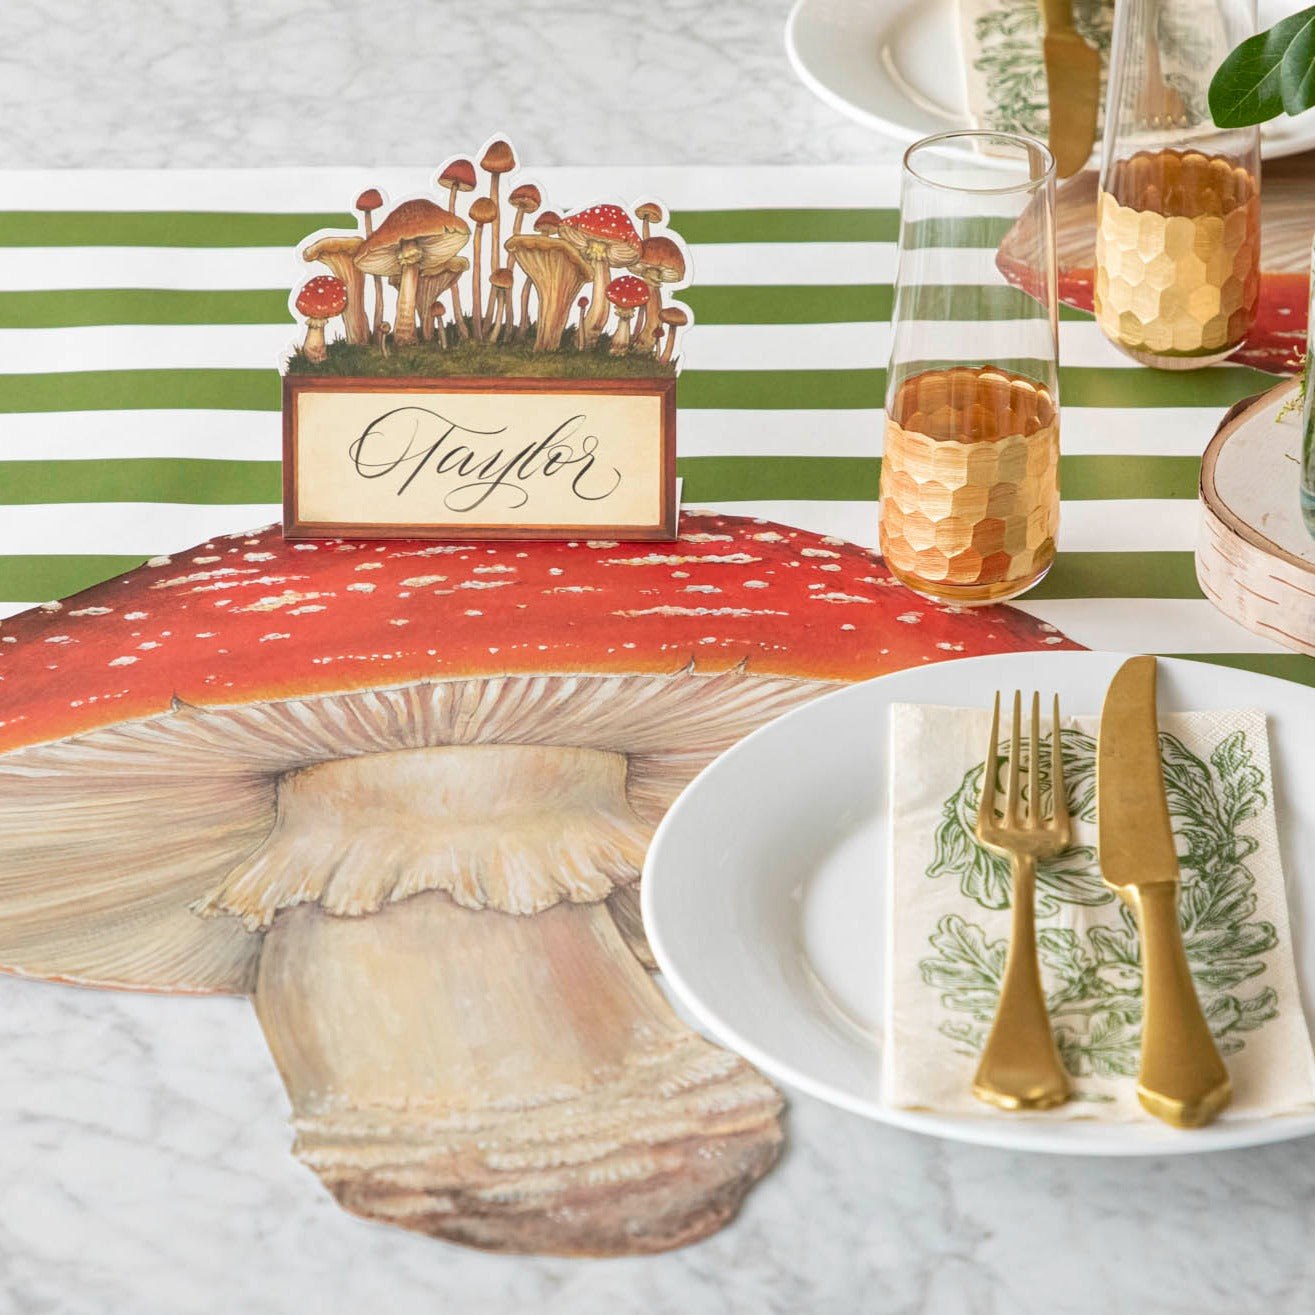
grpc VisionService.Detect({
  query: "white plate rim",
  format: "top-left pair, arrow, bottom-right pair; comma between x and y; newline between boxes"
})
643,650 -> 1315,1156
783,0 -> 1315,166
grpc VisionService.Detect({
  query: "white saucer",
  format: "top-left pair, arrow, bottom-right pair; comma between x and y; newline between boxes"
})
643,651 -> 1315,1155
784,0 -> 1315,167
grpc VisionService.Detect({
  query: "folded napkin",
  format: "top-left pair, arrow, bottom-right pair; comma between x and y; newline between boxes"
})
883,703 -> 1315,1120
957,0 -> 1112,140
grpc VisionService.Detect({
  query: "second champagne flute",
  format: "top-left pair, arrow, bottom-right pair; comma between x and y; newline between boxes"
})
879,132 -> 1061,606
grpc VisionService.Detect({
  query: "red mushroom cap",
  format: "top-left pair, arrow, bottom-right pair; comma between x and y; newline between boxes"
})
605,275 -> 649,309
438,160 -> 476,193
534,210 -> 563,234
0,513 -> 1077,755
355,188 -> 383,213
561,205 -> 641,264
295,275 -> 348,319
509,183 -> 542,212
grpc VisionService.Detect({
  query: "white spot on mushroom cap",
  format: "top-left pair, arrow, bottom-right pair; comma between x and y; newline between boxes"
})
743,580 -> 769,589
615,605 -> 788,618
346,582 -> 375,593
813,592 -> 872,604
458,580 -> 512,590
138,641 -> 160,650
236,590 -> 330,613
108,655 -> 137,666
801,548 -> 840,558
472,564 -> 513,574
44,635 -> 71,644
243,552 -> 276,562
146,556 -> 171,568
69,606 -> 113,617
400,575 -> 448,587
936,641 -> 965,652
355,562 -> 383,572
464,610 -> 483,617
752,532 -> 785,542
683,585 -> 721,594
38,601 -> 62,612
606,553 -> 760,566
680,533 -> 734,543
897,612 -> 921,623
259,633 -> 291,642
817,564 -> 842,572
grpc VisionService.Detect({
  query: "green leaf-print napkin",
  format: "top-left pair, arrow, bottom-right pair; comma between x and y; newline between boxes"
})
882,702 -> 1315,1120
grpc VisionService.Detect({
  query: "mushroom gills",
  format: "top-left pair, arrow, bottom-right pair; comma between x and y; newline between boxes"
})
245,745 -> 783,1256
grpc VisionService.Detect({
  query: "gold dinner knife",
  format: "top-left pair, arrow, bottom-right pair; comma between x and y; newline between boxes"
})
1097,656 -> 1232,1128
1040,0 -> 1101,179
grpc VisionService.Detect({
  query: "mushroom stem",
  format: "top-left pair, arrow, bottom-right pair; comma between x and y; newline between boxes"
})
610,308 -> 635,355
660,321 -> 679,363
634,283 -> 664,353
393,248 -> 423,347
517,277 -> 533,342
301,317 -> 329,363
471,224 -> 487,341
582,256 -> 610,349
360,211 -> 385,349
449,283 -> 470,339
484,176 -> 503,326
242,745 -> 782,1257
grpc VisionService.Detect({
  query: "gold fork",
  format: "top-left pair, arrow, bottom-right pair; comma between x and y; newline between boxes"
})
972,691 -> 1073,1112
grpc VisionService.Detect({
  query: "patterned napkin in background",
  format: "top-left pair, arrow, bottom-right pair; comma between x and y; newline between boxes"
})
957,0 -> 1113,140
883,703 -> 1315,1120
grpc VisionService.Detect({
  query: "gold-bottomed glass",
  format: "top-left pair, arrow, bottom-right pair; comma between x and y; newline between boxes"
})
1095,0 -> 1260,369
880,132 -> 1060,606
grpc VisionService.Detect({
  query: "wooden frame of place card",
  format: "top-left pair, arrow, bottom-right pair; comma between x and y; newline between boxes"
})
283,375 -> 678,541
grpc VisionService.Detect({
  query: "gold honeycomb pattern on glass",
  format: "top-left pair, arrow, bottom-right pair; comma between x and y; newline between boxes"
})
878,366 -> 1059,605
1094,149 -> 1259,369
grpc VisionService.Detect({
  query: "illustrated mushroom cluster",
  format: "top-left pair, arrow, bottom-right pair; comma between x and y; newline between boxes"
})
291,139 -> 692,368
0,514 -> 1078,1255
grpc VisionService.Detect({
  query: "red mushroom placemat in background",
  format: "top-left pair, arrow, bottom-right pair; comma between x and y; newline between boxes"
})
0,513 -> 1079,1258
997,155 -> 1315,375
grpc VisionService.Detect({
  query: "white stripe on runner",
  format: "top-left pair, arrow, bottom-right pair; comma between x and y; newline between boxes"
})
1014,599 -> 1291,655
0,503 -> 279,556
0,411 -> 282,461
0,316 -> 1151,375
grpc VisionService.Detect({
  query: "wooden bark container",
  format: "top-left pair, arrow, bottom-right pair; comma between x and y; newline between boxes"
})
1197,378 -> 1315,655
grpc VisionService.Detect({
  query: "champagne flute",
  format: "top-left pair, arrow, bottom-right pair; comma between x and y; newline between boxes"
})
1094,0 -> 1260,369
879,132 -> 1060,606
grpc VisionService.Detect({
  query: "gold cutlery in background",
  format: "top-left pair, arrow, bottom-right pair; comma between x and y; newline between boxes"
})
1040,0 -> 1102,178
972,691 -> 1073,1112
1097,656 -> 1232,1128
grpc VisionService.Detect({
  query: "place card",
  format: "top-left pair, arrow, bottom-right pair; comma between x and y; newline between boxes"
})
280,136 -> 690,541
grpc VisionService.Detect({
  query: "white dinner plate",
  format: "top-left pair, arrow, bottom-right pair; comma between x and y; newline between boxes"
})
643,651 -> 1315,1155
785,0 -> 1315,167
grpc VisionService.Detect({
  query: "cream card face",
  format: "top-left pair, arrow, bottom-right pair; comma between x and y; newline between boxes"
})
285,380 -> 674,540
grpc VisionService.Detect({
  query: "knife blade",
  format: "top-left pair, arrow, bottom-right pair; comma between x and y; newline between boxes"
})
1040,0 -> 1101,179
1097,655 -> 1231,1128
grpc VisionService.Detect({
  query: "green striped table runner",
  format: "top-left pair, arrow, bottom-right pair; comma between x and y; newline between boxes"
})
0,165 -> 1308,686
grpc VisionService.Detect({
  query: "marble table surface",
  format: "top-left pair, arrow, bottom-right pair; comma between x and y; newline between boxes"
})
3,3 -> 1315,1313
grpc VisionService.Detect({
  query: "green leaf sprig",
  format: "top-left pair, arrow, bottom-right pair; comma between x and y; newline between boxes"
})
1208,5 -> 1315,127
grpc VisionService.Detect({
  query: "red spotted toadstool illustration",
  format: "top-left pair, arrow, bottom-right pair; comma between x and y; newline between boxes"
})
0,514 -> 1077,1256
560,204 -> 642,348
294,275 -> 348,362
605,274 -> 650,353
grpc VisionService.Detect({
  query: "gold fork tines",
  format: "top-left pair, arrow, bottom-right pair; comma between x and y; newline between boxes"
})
971,690 -> 1073,1112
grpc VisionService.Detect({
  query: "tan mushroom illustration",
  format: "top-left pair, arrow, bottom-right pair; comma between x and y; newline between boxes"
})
353,199 -> 469,348
630,235 -> 686,352
503,229 -> 591,350
0,515 -> 1077,1255
354,188 -> 386,345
